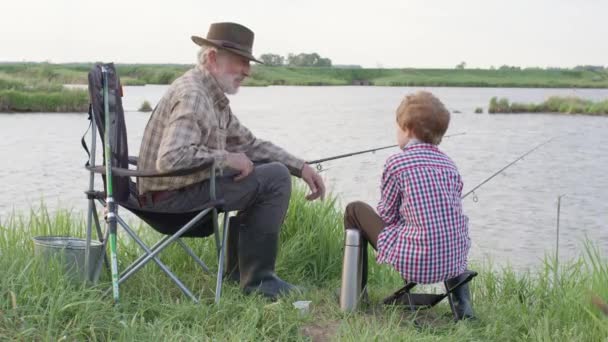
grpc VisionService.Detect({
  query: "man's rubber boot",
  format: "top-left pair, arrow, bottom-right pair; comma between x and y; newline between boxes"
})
223,215 -> 242,283
238,230 -> 300,300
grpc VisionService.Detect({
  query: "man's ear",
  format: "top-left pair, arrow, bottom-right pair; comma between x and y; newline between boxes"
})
207,49 -> 218,70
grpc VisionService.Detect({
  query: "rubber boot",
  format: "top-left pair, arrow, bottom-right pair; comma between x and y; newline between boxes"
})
223,215 -> 242,283
238,230 -> 299,300
446,274 -> 476,320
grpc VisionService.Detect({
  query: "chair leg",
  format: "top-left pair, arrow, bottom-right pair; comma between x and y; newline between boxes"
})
215,214 -> 230,304
85,199 -> 109,282
119,234 -> 170,278
85,199 -> 95,283
90,225 -> 109,284
406,292 -> 416,313
177,239 -> 210,273
212,209 -> 221,255
96,198 -> 223,303
445,282 -> 459,321
91,201 -> 109,270
116,206 -> 211,285
114,215 -> 199,303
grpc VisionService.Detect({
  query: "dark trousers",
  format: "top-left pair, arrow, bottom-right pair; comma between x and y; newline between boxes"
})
145,162 -> 293,236
344,201 -> 384,249
343,201 -> 386,290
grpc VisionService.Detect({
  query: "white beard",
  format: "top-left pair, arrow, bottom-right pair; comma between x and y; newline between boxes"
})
215,70 -> 242,95
217,74 -> 239,95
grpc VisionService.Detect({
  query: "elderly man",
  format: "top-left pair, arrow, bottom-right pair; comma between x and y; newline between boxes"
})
136,22 -> 325,299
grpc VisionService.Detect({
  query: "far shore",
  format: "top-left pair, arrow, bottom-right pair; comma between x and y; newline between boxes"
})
1,62 -> 608,113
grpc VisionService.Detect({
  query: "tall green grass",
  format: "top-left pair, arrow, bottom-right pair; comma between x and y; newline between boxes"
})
0,89 -> 88,113
0,65 -> 89,112
1,184 -> 607,340
246,67 -> 608,88
489,96 -> 608,115
3,63 -> 608,90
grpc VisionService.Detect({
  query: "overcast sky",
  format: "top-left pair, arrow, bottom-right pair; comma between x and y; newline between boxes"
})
3,0 -> 607,68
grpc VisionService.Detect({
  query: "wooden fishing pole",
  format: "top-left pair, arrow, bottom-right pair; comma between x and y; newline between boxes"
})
102,66 -> 120,303
307,132 -> 467,165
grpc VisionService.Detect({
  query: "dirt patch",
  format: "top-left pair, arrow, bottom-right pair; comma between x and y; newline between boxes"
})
300,321 -> 340,342
363,303 -> 455,328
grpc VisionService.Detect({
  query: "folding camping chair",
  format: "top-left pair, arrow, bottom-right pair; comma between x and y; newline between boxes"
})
82,63 -> 230,304
382,270 -> 478,321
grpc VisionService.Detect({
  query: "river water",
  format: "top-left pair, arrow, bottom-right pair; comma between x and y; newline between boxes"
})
1,85 -> 606,271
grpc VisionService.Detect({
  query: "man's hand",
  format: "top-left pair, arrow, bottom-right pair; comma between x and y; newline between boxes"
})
226,153 -> 254,181
301,164 -> 326,201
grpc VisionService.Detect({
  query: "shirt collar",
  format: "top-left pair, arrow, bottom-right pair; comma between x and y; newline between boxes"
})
402,138 -> 423,150
196,65 -> 230,110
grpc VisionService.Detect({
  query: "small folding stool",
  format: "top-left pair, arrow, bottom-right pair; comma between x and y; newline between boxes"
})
382,270 -> 478,321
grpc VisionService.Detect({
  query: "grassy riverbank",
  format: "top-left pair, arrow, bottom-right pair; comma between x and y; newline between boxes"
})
1,62 -> 608,112
249,66 -> 608,88
0,89 -> 88,113
3,63 -> 608,88
489,96 -> 608,115
0,66 -> 88,113
1,185 -> 607,340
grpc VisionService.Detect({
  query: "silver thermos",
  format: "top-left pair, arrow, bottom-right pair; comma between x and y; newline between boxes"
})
340,229 -> 364,311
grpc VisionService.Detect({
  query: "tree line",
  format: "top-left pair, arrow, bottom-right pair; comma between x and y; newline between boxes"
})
258,52 -> 332,67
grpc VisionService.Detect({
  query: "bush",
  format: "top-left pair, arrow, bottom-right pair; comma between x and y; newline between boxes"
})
138,100 -> 153,112
0,89 -> 88,112
488,96 -> 608,115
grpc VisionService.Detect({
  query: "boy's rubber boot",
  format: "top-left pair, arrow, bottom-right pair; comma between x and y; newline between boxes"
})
446,273 -> 476,320
238,230 -> 300,300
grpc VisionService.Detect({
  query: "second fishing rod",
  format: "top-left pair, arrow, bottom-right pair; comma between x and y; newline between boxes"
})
308,133 -> 555,201
307,131 -> 467,165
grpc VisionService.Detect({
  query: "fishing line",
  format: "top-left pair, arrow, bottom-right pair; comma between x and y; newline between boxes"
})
307,132 -> 467,172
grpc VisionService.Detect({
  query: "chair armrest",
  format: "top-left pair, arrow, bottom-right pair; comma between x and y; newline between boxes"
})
86,160 -> 215,178
128,156 -> 139,166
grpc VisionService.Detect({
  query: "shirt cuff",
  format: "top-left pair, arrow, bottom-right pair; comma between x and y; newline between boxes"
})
285,158 -> 306,178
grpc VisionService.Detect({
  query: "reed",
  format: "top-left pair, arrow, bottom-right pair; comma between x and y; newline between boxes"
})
489,96 -> 608,115
1,184 -> 606,340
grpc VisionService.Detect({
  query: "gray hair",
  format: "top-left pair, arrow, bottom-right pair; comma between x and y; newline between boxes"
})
197,45 -> 217,67
197,45 -> 230,67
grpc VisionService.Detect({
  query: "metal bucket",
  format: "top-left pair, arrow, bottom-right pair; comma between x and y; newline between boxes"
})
33,236 -> 104,283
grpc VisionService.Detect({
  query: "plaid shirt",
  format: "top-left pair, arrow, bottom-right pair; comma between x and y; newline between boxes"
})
137,65 -> 305,194
376,141 -> 470,284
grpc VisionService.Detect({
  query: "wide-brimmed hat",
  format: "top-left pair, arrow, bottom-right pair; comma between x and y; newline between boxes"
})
191,22 -> 263,64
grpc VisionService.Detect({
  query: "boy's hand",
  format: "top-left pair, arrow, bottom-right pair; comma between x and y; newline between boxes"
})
301,164 -> 326,201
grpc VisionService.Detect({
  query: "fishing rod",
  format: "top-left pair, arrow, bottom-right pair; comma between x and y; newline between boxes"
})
307,132 -> 467,165
102,66 -> 120,303
461,137 -> 556,201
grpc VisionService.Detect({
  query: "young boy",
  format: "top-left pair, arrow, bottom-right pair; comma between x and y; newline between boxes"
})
344,91 -> 474,319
